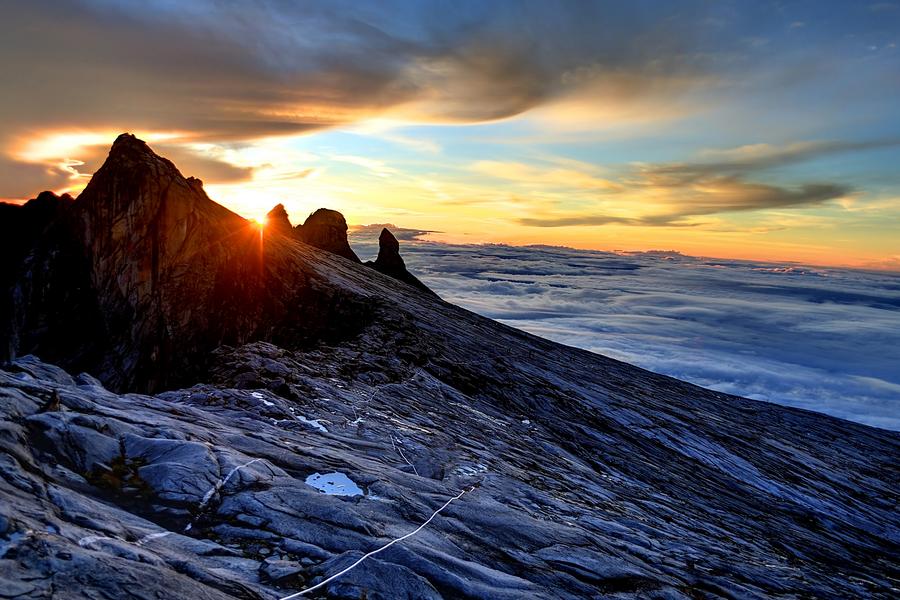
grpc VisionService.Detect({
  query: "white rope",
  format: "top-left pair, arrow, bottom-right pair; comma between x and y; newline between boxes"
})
278,486 -> 475,599
391,435 -> 420,476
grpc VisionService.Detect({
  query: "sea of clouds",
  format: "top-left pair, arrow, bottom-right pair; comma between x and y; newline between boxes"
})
352,230 -> 900,431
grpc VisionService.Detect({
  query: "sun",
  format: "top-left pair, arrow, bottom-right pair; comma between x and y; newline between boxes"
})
252,216 -> 266,228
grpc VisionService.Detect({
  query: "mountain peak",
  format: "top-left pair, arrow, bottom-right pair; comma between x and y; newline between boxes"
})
111,131 -> 146,150
296,208 -> 361,262
369,227 -> 436,295
266,203 -> 293,235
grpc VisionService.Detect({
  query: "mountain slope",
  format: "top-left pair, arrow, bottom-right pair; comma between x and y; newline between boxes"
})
0,136 -> 898,599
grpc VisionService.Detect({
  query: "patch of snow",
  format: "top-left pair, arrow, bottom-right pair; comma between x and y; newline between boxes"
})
297,415 -> 328,433
250,391 -> 275,406
454,463 -> 488,478
521,419 -> 531,425
78,535 -> 116,548
305,472 -> 364,496
137,531 -> 172,546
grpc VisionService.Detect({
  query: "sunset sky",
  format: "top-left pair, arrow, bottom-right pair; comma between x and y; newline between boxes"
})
2,0 -> 899,268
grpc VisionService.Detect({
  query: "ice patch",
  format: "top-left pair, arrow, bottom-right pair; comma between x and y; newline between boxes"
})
454,463 -> 488,478
305,472 -> 364,496
137,531 -> 172,546
297,415 -> 328,433
78,535 -> 116,548
250,391 -> 275,406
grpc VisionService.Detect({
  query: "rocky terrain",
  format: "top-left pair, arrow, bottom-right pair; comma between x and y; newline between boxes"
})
1,135 -> 898,599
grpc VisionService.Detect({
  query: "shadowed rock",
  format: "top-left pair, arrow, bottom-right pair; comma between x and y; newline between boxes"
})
0,191 -> 74,282
2,134 -> 377,391
265,203 -> 293,236
295,208 -> 360,262
367,228 -> 436,295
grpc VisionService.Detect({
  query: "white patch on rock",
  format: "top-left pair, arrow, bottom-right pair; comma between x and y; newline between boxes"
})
305,472 -> 364,496
296,416 -> 328,433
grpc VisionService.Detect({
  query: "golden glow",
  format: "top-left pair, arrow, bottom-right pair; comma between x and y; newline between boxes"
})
10,129 -> 192,197
8,128 -> 898,272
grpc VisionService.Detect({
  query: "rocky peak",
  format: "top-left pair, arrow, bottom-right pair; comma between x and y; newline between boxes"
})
265,203 -> 293,235
295,208 -> 361,262
376,228 -> 402,267
3,135 -> 375,391
369,227 -> 436,295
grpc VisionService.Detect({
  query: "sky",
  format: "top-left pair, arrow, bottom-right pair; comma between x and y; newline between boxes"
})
2,0 -> 900,268
350,231 -> 900,430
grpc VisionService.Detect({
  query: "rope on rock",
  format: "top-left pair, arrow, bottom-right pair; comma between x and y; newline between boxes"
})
278,486 -> 476,599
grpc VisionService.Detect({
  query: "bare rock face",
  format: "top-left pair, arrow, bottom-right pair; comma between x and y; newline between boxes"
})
265,203 -> 293,236
368,228 -> 436,295
295,208 -> 361,262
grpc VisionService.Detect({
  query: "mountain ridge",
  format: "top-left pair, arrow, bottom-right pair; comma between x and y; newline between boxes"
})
0,135 -> 898,599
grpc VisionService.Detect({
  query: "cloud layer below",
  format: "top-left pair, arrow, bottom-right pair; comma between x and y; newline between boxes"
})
352,234 -> 900,431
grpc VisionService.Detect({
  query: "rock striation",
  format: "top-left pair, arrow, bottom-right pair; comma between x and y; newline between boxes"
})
1,134 -> 898,599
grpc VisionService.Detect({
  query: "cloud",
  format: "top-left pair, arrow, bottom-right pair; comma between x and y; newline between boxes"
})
349,223 -> 436,242
517,177 -> 851,227
510,139 -> 876,227
349,234 -> 900,431
471,161 -> 620,191
650,138 -> 900,182
0,0 -> 732,196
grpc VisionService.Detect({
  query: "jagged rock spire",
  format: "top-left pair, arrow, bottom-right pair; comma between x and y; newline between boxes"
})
369,228 -> 436,295
295,208 -> 361,262
265,203 -> 293,235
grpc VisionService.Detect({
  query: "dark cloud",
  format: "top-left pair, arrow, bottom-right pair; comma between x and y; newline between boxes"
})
0,0 -> 730,195
0,0 -> 712,133
349,223 -> 437,241
520,215 -> 638,227
0,158 -> 75,200
153,145 -> 255,184
641,139 -> 900,183
348,236 -> 900,430
515,137 -> 882,227
518,180 -> 851,227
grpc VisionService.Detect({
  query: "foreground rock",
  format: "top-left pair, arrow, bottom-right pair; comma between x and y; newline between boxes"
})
2,329 -> 899,599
